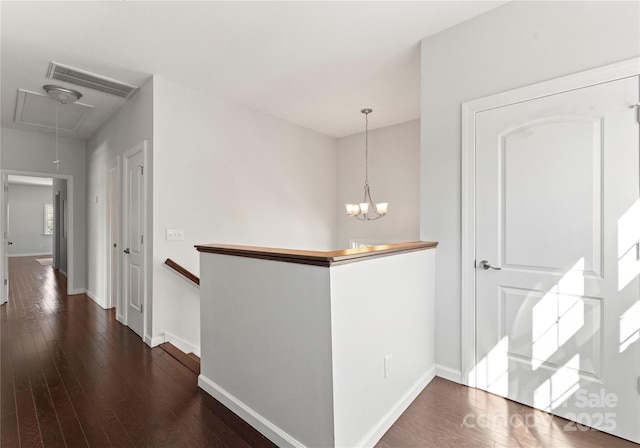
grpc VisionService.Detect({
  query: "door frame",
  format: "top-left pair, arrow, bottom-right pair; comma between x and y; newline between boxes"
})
120,141 -> 148,340
106,158 -> 120,310
460,57 -> 640,387
0,170 -> 75,297
2,175 -> 8,304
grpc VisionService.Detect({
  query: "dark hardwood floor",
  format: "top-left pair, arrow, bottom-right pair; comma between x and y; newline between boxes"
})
1,256 -> 275,448
1,256 -> 637,447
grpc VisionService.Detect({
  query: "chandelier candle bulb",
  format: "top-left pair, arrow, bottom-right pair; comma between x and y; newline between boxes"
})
345,108 -> 389,221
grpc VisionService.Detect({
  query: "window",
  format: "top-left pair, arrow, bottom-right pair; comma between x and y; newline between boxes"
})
44,203 -> 54,235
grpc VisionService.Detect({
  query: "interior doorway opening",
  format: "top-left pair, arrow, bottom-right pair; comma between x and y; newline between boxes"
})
1,170 -> 75,301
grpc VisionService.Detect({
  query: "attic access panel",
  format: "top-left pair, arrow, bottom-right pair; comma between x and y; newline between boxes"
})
14,89 -> 93,133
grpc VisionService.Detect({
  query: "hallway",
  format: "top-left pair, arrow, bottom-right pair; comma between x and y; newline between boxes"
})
0,256 -> 274,447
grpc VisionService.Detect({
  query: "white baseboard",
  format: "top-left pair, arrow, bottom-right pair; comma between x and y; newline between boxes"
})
164,331 -> 200,357
116,313 -> 125,324
144,334 -> 164,348
436,364 -> 462,383
59,270 -> 67,278
198,367 -> 436,448
85,290 -> 107,309
8,253 -> 53,258
355,366 -> 436,448
198,374 -> 305,448
69,288 -> 86,296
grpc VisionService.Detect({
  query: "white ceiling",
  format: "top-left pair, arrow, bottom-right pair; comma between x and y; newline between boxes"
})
1,1 -> 507,140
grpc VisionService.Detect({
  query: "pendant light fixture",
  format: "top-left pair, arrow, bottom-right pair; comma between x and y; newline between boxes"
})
345,108 -> 388,220
43,85 -> 82,170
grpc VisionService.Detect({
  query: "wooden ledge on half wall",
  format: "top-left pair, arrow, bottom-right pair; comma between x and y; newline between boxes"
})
194,240 -> 438,267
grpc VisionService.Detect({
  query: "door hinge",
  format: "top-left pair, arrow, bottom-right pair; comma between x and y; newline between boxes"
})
3,279 -> 6,286
140,235 -> 143,244
140,303 -> 143,313
637,376 -> 640,394
139,165 -> 144,175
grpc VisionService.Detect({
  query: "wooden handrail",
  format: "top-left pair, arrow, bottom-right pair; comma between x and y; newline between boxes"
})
195,241 -> 438,267
164,258 -> 200,285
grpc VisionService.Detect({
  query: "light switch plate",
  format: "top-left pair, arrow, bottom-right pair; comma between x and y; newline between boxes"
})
166,228 -> 184,241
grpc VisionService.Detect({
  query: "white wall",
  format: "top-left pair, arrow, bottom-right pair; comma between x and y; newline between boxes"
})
86,78 -> 153,312
330,249 -> 435,447
7,183 -> 53,256
1,127 -> 86,294
152,76 -> 337,353
420,0 -> 640,378
199,253 -> 335,448
337,119 -> 420,248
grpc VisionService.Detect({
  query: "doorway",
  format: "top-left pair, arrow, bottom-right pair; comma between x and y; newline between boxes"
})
461,59 -> 640,442
0,170 -> 75,300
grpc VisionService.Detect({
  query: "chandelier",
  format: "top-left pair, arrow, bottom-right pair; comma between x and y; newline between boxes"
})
345,108 -> 388,220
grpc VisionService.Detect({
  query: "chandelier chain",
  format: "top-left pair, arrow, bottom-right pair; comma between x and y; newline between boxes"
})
55,105 -> 60,170
365,110 -> 369,186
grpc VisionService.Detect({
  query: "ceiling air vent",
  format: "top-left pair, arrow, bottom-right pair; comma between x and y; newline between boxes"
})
46,61 -> 139,100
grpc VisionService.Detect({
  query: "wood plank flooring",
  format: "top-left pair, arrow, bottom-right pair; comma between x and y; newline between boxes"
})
1,256 -> 274,448
1,256 -> 638,447
158,343 -> 200,375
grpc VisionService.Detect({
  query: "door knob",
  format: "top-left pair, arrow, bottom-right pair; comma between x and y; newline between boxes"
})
478,260 -> 501,270
7,241 -> 12,245
123,248 -> 130,254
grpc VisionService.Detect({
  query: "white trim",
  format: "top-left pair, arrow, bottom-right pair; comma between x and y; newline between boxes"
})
460,57 -> 640,389
2,174 -> 7,304
198,374 -> 307,448
200,368 -> 435,448
69,288 -> 85,295
85,289 -> 107,309
164,331 -> 200,357
59,270 -> 67,278
461,96 -> 477,387
354,366 -> 435,448
464,58 -> 640,113
144,334 -> 164,348
115,155 -> 125,326
435,365 -> 462,384
105,160 -> 120,311
8,253 -> 53,258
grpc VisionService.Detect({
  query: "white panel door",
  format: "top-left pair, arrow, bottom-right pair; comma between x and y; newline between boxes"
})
2,177 -> 8,304
475,76 -> 640,442
123,147 -> 145,338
